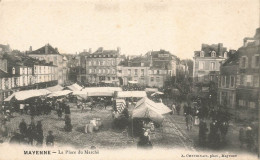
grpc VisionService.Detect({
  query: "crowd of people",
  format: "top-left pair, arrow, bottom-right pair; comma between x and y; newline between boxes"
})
0,117 -> 55,146
0,96 -> 73,146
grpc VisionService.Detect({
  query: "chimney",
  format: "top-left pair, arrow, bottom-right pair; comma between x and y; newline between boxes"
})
218,43 -> 223,56
117,47 -> 121,54
29,46 -> 32,52
45,44 -> 48,54
89,48 -> 92,54
243,38 -> 248,47
98,47 -> 103,52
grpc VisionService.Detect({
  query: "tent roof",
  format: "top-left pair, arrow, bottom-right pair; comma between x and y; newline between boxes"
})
116,91 -> 147,98
66,83 -> 83,91
46,85 -> 64,92
133,97 -> 171,122
4,89 -> 51,101
47,90 -> 72,97
73,87 -> 122,97
145,88 -> 158,92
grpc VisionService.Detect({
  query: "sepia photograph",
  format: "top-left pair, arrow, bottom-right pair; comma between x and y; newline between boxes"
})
0,0 -> 259,159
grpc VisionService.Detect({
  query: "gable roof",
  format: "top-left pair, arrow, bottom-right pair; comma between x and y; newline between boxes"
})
29,44 -> 60,55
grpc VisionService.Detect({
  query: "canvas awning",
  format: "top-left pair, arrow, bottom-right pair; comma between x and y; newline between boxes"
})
46,85 -> 64,92
115,91 -> 147,98
145,88 -> 158,92
73,87 -> 122,97
151,91 -> 164,96
4,94 -> 15,102
128,81 -> 138,84
47,90 -> 72,97
132,97 -> 171,122
66,83 -> 83,91
4,89 -> 51,101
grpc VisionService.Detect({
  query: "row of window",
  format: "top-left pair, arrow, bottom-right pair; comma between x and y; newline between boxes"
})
239,75 -> 259,87
198,61 -> 218,71
34,66 -> 56,74
87,54 -> 117,58
240,55 -> 260,68
88,68 -> 116,74
127,69 -> 145,76
1,74 -> 57,90
150,77 -> 161,82
200,51 -> 228,58
238,100 -> 256,108
88,76 -> 116,81
220,76 -> 236,88
87,60 -> 116,66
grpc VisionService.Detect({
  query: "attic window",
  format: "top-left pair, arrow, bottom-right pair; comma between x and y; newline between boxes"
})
200,51 -> 204,57
211,51 -> 216,57
12,67 -> 15,74
99,55 -> 102,57
94,55 -> 97,57
103,55 -> 106,57
224,52 -> 227,58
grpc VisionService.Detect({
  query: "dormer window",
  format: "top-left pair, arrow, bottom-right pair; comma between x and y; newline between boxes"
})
224,52 -> 227,58
200,51 -> 204,57
211,51 -> 216,57
12,67 -> 15,75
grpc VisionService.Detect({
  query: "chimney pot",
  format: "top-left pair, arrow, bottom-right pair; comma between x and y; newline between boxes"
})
45,45 -> 48,54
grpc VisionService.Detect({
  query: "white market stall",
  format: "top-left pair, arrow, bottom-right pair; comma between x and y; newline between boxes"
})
45,85 -> 64,92
65,83 -> 83,91
115,91 -> 147,98
74,87 -> 122,97
145,88 -> 158,93
4,89 -> 51,101
47,90 -> 72,97
132,97 -> 171,123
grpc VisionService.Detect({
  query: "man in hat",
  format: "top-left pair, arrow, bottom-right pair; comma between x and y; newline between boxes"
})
19,119 -> 27,136
199,119 -> 208,146
46,131 -> 54,146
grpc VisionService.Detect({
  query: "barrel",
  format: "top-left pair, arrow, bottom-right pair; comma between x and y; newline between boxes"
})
87,123 -> 94,133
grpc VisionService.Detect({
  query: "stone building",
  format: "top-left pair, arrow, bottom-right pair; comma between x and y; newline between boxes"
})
218,50 -> 239,108
85,47 -> 124,85
117,57 -> 150,86
28,44 -> 68,85
235,28 -> 260,119
117,49 -> 177,88
193,43 -> 228,84
0,55 -> 57,104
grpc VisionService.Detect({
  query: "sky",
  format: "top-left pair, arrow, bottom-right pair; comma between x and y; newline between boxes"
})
0,0 -> 259,59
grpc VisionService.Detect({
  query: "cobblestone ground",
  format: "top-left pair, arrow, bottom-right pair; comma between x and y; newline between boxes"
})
2,103 -> 197,150
2,102 -> 257,155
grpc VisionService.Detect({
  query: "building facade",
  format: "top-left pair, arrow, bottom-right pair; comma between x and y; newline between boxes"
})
117,50 -> 177,88
218,51 -> 239,108
28,44 -> 68,85
117,57 -> 150,86
235,28 -> 260,119
193,43 -> 228,84
85,47 -> 124,85
0,55 -> 57,104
